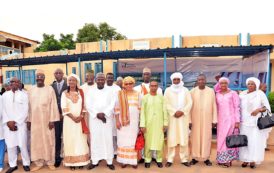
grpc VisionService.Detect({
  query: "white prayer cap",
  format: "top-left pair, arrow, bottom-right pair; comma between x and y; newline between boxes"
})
67,73 -> 80,86
246,77 -> 260,90
143,67 -> 151,74
219,77 -> 230,84
170,72 -> 183,81
95,72 -> 105,79
116,76 -> 123,81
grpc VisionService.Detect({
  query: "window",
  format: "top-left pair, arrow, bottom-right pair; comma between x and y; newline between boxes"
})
22,70 -> 36,85
6,70 -> 20,79
95,62 -> 102,74
6,70 -> 36,85
84,63 -> 92,74
72,67 -> 76,74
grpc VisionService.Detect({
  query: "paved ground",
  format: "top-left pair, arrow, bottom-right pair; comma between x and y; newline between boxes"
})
2,142 -> 274,173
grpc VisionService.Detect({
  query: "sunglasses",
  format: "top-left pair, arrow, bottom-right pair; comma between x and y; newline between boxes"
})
124,83 -> 133,86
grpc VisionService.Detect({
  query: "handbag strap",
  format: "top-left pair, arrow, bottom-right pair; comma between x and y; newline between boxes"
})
232,127 -> 240,134
261,106 -> 271,118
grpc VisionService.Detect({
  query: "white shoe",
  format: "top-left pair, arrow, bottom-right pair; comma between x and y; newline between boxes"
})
0,168 -> 3,172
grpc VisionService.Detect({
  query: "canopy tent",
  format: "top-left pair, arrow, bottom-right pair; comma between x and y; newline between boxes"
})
0,45 -> 272,92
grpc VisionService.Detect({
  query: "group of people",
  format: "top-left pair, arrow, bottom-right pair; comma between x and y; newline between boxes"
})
0,67 -> 272,173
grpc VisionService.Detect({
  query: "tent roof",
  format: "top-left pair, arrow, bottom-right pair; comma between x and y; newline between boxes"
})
0,45 -> 272,66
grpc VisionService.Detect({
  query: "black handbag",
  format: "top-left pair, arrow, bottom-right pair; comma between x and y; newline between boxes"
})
226,128 -> 248,148
257,109 -> 274,130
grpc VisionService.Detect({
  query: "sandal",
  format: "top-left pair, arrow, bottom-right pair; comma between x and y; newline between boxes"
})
250,162 -> 256,169
241,162 -> 248,168
222,162 -> 231,168
120,164 -> 127,168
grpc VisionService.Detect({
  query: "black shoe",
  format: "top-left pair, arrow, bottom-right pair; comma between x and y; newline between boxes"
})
182,162 -> 191,167
54,160 -> 62,168
70,166 -> 76,171
190,159 -> 199,165
204,160 -> 212,166
23,166 -> 30,172
250,163 -> 256,169
241,162 -> 248,168
145,163 -> 150,168
114,154 -> 117,159
165,162 -> 172,167
5,166 -> 18,173
107,164 -> 115,170
138,158 -> 145,164
87,163 -> 98,170
156,162 -> 163,168
78,166 -> 83,169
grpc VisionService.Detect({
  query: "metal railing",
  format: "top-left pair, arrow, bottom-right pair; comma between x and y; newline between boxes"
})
0,45 -> 21,54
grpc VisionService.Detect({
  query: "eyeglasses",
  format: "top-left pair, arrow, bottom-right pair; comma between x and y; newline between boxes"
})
124,83 -> 133,86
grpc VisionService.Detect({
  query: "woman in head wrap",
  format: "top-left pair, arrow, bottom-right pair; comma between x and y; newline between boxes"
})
61,74 -> 90,170
115,76 -> 141,169
216,77 -> 240,167
239,77 -> 271,169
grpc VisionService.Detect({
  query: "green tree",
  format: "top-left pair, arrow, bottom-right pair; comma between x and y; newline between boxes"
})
76,23 -> 100,43
35,34 -> 62,52
77,22 -> 126,43
60,33 -> 75,50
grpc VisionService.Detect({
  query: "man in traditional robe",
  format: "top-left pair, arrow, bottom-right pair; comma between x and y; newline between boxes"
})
27,70 -> 60,171
190,74 -> 217,166
116,76 -> 123,89
105,73 -> 121,158
140,81 -> 168,168
134,67 -> 162,96
81,70 -> 95,96
2,77 -> 30,173
164,72 -> 192,167
86,73 -> 115,170
134,67 -> 162,163
51,68 -> 68,167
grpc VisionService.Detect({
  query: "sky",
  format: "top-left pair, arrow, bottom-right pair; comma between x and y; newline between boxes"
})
1,0 -> 274,43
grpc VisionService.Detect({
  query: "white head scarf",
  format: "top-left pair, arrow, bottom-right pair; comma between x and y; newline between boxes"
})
170,72 -> 184,93
219,77 -> 230,84
67,73 -> 80,87
246,77 -> 260,91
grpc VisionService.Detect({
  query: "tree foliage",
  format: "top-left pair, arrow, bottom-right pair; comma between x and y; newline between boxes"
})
77,22 -> 126,43
36,22 -> 126,52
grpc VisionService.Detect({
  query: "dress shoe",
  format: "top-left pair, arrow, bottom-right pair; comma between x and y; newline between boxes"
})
48,165 -> 56,171
87,163 -> 98,170
107,164 -> 115,170
5,166 -> 18,173
190,159 -> 199,165
182,162 -> 191,167
156,162 -> 163,168
138,159 -> 145,164
31,166 -> 43,172
145,163 -> 150,168
23,166 -> 30,172
165,162 -> 172,167
204,160 -> 212,166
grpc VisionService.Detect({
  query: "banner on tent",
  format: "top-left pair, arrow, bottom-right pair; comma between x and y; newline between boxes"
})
118,51 -> 268,89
